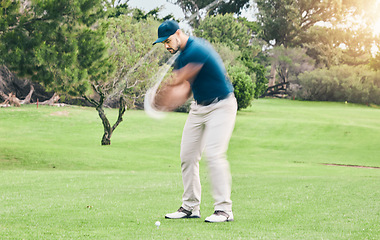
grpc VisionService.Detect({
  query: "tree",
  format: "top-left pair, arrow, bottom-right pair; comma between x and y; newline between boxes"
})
0,0 -> 129,145
77,26 -> 125,146
270,46 -> 315,84
103,15 -> 168,109
256,0 -> 378,48
265,46 -> 314,98
301,26 -> 344,68
168,0 -> 250,26
80,10 -> 171,144
194,13 -> 252,50
0,0 -> 112,97
169,0 -> 250,15
78,8 -> 175,145
369,53 -> 380,72
301,25 -> 374,68
255,0 -> 378,86
0,0 -> 106,86
369,38 -> 380,71
339,27 -> 374,66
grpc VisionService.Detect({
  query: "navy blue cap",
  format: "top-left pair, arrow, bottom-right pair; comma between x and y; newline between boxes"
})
152,20 -> 179,45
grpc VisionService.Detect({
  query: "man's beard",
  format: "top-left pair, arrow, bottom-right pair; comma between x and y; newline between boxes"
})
167,47 -> 179,54
167,39 -> 180,54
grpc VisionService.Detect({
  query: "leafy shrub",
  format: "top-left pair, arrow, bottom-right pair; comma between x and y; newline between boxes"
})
228,65 -> 255,110
174,98 -> 192,113
212,42 -> 241,68
105,15 -> 167,109
242,60 -> 268,98
195,14 -> 251,50
295,65 -> 380,105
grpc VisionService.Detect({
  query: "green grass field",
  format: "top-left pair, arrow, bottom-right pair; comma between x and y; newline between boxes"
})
0,99 -> 379,239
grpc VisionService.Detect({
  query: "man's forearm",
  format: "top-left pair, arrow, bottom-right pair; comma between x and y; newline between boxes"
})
164,63 -> 203,86
154,81 -> 192,111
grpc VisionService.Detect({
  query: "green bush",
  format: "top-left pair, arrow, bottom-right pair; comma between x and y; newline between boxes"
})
194,14 -> 251,50
212,42 -> 241,68
228,65 -> 255,110
243,60 -> 268,98
174,98 -> 192,113
295,65 -> 380,105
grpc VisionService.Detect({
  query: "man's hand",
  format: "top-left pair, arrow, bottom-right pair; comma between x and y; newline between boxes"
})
154,80 -> 192,111
153,63 -> 203,111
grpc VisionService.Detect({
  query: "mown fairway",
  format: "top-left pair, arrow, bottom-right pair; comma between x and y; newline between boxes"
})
0,99 -> 379,239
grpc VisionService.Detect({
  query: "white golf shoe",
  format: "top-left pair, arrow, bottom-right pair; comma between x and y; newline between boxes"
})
204,210 -> 234,222
165,207 -> 201,219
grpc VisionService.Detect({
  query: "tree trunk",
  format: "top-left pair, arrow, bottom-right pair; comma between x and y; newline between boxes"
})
98,97 -> 126,145
20,85 -> 34,104
83,86 -> 127,146
101,132 -> 111,145
0,90 -> 8,101
269,63 -> 277,87
40,92 -> 60,105
96,105 -> 112,145
1,92 -> 21,107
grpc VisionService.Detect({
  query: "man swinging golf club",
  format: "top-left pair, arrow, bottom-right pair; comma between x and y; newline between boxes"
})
152,20 -> 237,223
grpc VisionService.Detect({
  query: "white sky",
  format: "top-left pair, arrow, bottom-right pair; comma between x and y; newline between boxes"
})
127,0 -> 256,21
127,0 -> 185,19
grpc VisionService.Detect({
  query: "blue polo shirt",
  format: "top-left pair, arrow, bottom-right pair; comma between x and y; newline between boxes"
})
174,37 -> 233,102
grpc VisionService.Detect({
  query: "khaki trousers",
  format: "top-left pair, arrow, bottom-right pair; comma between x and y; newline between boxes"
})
180,94 -> 237,212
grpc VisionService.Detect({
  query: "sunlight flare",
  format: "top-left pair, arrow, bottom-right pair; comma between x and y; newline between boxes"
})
374,0 -> 380,35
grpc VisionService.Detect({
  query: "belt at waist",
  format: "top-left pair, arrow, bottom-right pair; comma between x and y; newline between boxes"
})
196,93 -> 231,106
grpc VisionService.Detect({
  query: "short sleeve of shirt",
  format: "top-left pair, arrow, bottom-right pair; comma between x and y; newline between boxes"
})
174,38 -> 209,70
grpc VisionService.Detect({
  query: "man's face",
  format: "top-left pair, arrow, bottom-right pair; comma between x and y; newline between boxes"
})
163,35 -> 180,54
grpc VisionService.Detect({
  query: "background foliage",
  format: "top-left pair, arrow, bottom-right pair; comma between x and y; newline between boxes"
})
295,65 -> 380,105
0,0 -> 108,96
228,65 -> 255,109
1,0 -> 380,109
104,14 -> 168,108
